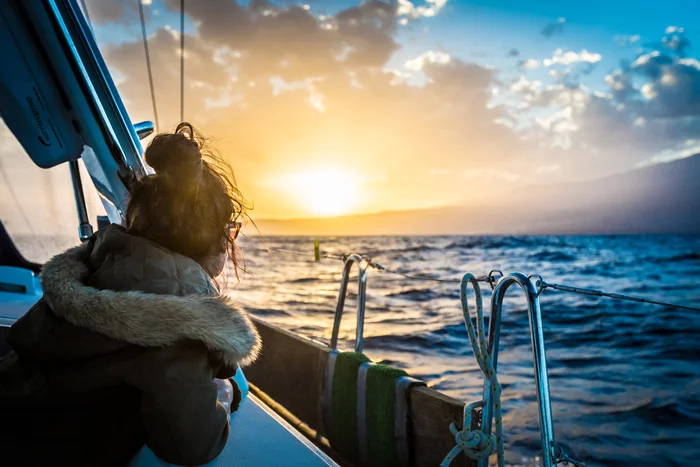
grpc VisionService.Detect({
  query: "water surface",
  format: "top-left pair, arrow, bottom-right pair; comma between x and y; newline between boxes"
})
233,235 -> 700,467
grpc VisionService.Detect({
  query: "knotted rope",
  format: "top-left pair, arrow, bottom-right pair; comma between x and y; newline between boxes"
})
441,273 -> 504,467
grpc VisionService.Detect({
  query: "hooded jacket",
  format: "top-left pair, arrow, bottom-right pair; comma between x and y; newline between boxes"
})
0,225 -> 261,467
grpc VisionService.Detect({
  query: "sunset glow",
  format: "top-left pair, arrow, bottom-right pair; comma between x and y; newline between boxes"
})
277,170 -> 360,217
1,0 -> 699,236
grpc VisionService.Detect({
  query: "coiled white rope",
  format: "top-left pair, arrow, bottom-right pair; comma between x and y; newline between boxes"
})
441,273 -> 505,467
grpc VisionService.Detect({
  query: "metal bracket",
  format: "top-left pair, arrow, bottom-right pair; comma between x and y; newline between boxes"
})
478,272 -> 557,467
134,120 -> 154,140
68,159 -> 93,242
329,254 -> 369,353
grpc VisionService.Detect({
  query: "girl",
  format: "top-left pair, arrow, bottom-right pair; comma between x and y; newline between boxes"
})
0,123 -> 261,466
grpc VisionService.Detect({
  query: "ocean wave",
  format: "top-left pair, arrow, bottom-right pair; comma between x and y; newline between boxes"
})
363,333 -> 458,352
550,354 -> 611,368
444,239 -> 485,250
248,307 -> 291,317
651,252 -> 700,264
386,287 -> 440,302
386,287 -> 460,301
371,244 -> 442,256
528,250 -> 577,262
286,277 -> 319,283
607,398 -> 700,425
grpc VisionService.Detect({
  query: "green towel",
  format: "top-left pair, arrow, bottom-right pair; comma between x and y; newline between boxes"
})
366,364 -> 408,467
331,351 -> 370,462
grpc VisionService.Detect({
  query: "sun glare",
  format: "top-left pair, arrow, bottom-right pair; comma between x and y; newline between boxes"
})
282,169 -> 359,217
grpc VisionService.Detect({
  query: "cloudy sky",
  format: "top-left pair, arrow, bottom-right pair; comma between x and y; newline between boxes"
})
2,0 -> 700,235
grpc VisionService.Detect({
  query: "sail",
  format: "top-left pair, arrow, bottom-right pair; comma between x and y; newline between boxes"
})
0,0 -> 147,220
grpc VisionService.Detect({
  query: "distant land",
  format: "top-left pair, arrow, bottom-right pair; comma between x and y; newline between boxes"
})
254,154 -> 700,236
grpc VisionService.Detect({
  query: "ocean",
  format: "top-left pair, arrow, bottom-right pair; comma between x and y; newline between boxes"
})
233,234 -> 700,467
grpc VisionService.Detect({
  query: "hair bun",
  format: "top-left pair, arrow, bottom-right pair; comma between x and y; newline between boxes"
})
145,122 -> 203,185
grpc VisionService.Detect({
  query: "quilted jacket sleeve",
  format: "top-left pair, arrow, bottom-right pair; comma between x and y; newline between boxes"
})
136,342 -> 230,466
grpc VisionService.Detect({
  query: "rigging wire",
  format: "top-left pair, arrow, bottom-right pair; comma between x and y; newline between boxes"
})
180,0 -> 185,122
370,258 -> 700,312
533,278 -> 700,312
137,0 -> 160,133
251,245 -> 700,312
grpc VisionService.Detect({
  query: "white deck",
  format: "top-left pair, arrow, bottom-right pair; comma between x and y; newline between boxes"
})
129,394 -> 337,467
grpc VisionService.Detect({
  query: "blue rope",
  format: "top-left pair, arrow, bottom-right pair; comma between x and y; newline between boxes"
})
441,273 -> 504,467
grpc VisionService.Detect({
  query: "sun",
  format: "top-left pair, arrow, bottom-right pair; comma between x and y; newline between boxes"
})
282,169 -> 359,217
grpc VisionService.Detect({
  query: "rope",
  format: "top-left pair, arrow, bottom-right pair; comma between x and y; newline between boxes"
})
137,0 -> 159,132
552,443 -> 588,467
441,273 -> 504,467
180,0 -> 185,122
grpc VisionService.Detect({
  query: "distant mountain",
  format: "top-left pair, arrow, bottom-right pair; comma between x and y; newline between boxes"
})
254,154 -> 700,235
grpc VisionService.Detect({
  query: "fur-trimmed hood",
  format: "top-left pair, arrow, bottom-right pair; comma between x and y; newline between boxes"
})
19,226 -> 261,367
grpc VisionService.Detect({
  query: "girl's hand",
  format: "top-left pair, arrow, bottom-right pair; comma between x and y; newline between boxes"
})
214,378 -> 234,414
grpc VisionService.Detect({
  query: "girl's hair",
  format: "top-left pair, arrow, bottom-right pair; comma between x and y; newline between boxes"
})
126,122 -> 248,273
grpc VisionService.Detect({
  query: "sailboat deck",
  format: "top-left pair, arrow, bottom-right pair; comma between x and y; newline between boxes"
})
129,393 -> 338,467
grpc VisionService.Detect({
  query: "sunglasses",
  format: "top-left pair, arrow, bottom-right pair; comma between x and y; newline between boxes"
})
227,221 -> 242,241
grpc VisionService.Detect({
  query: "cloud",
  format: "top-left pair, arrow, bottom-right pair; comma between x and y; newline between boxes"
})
156,0 -> 399,82
93,0 -> 526,214
397,0 -> 448,19
77,4 -> 700,216
541,17 -> 566,38
661,26 -> 691,56
104,26 -> 231,122
607,31 -> 700,120
519,58 -> 540,70
421,59 -> 494,97
604,69 -> 634,100
615,34 -> 641,47
510,56 -> 700,174
335,1 -> 399,67
543,49 -> 602,67
636,58 -> 700,117
505,31 -> 700,174
548,69 -> 570,83
82,0 -> 140,24
637,138 -> 700,167
404,50 -> 450,70
510,75 -> 542,96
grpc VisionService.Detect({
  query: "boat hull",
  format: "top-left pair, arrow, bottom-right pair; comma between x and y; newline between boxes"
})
245,317 -> 478,467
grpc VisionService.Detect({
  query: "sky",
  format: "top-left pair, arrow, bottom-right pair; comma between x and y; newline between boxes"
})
2,0 -> 700,237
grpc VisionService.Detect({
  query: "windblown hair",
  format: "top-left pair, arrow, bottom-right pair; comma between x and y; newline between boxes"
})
126,122 -> 248,272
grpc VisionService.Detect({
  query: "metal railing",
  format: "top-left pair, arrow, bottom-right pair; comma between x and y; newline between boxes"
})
478,272 -> 557,467
329,254 -> 369,353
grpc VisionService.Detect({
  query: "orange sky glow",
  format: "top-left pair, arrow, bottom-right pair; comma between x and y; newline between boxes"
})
2,1 -> 699,239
